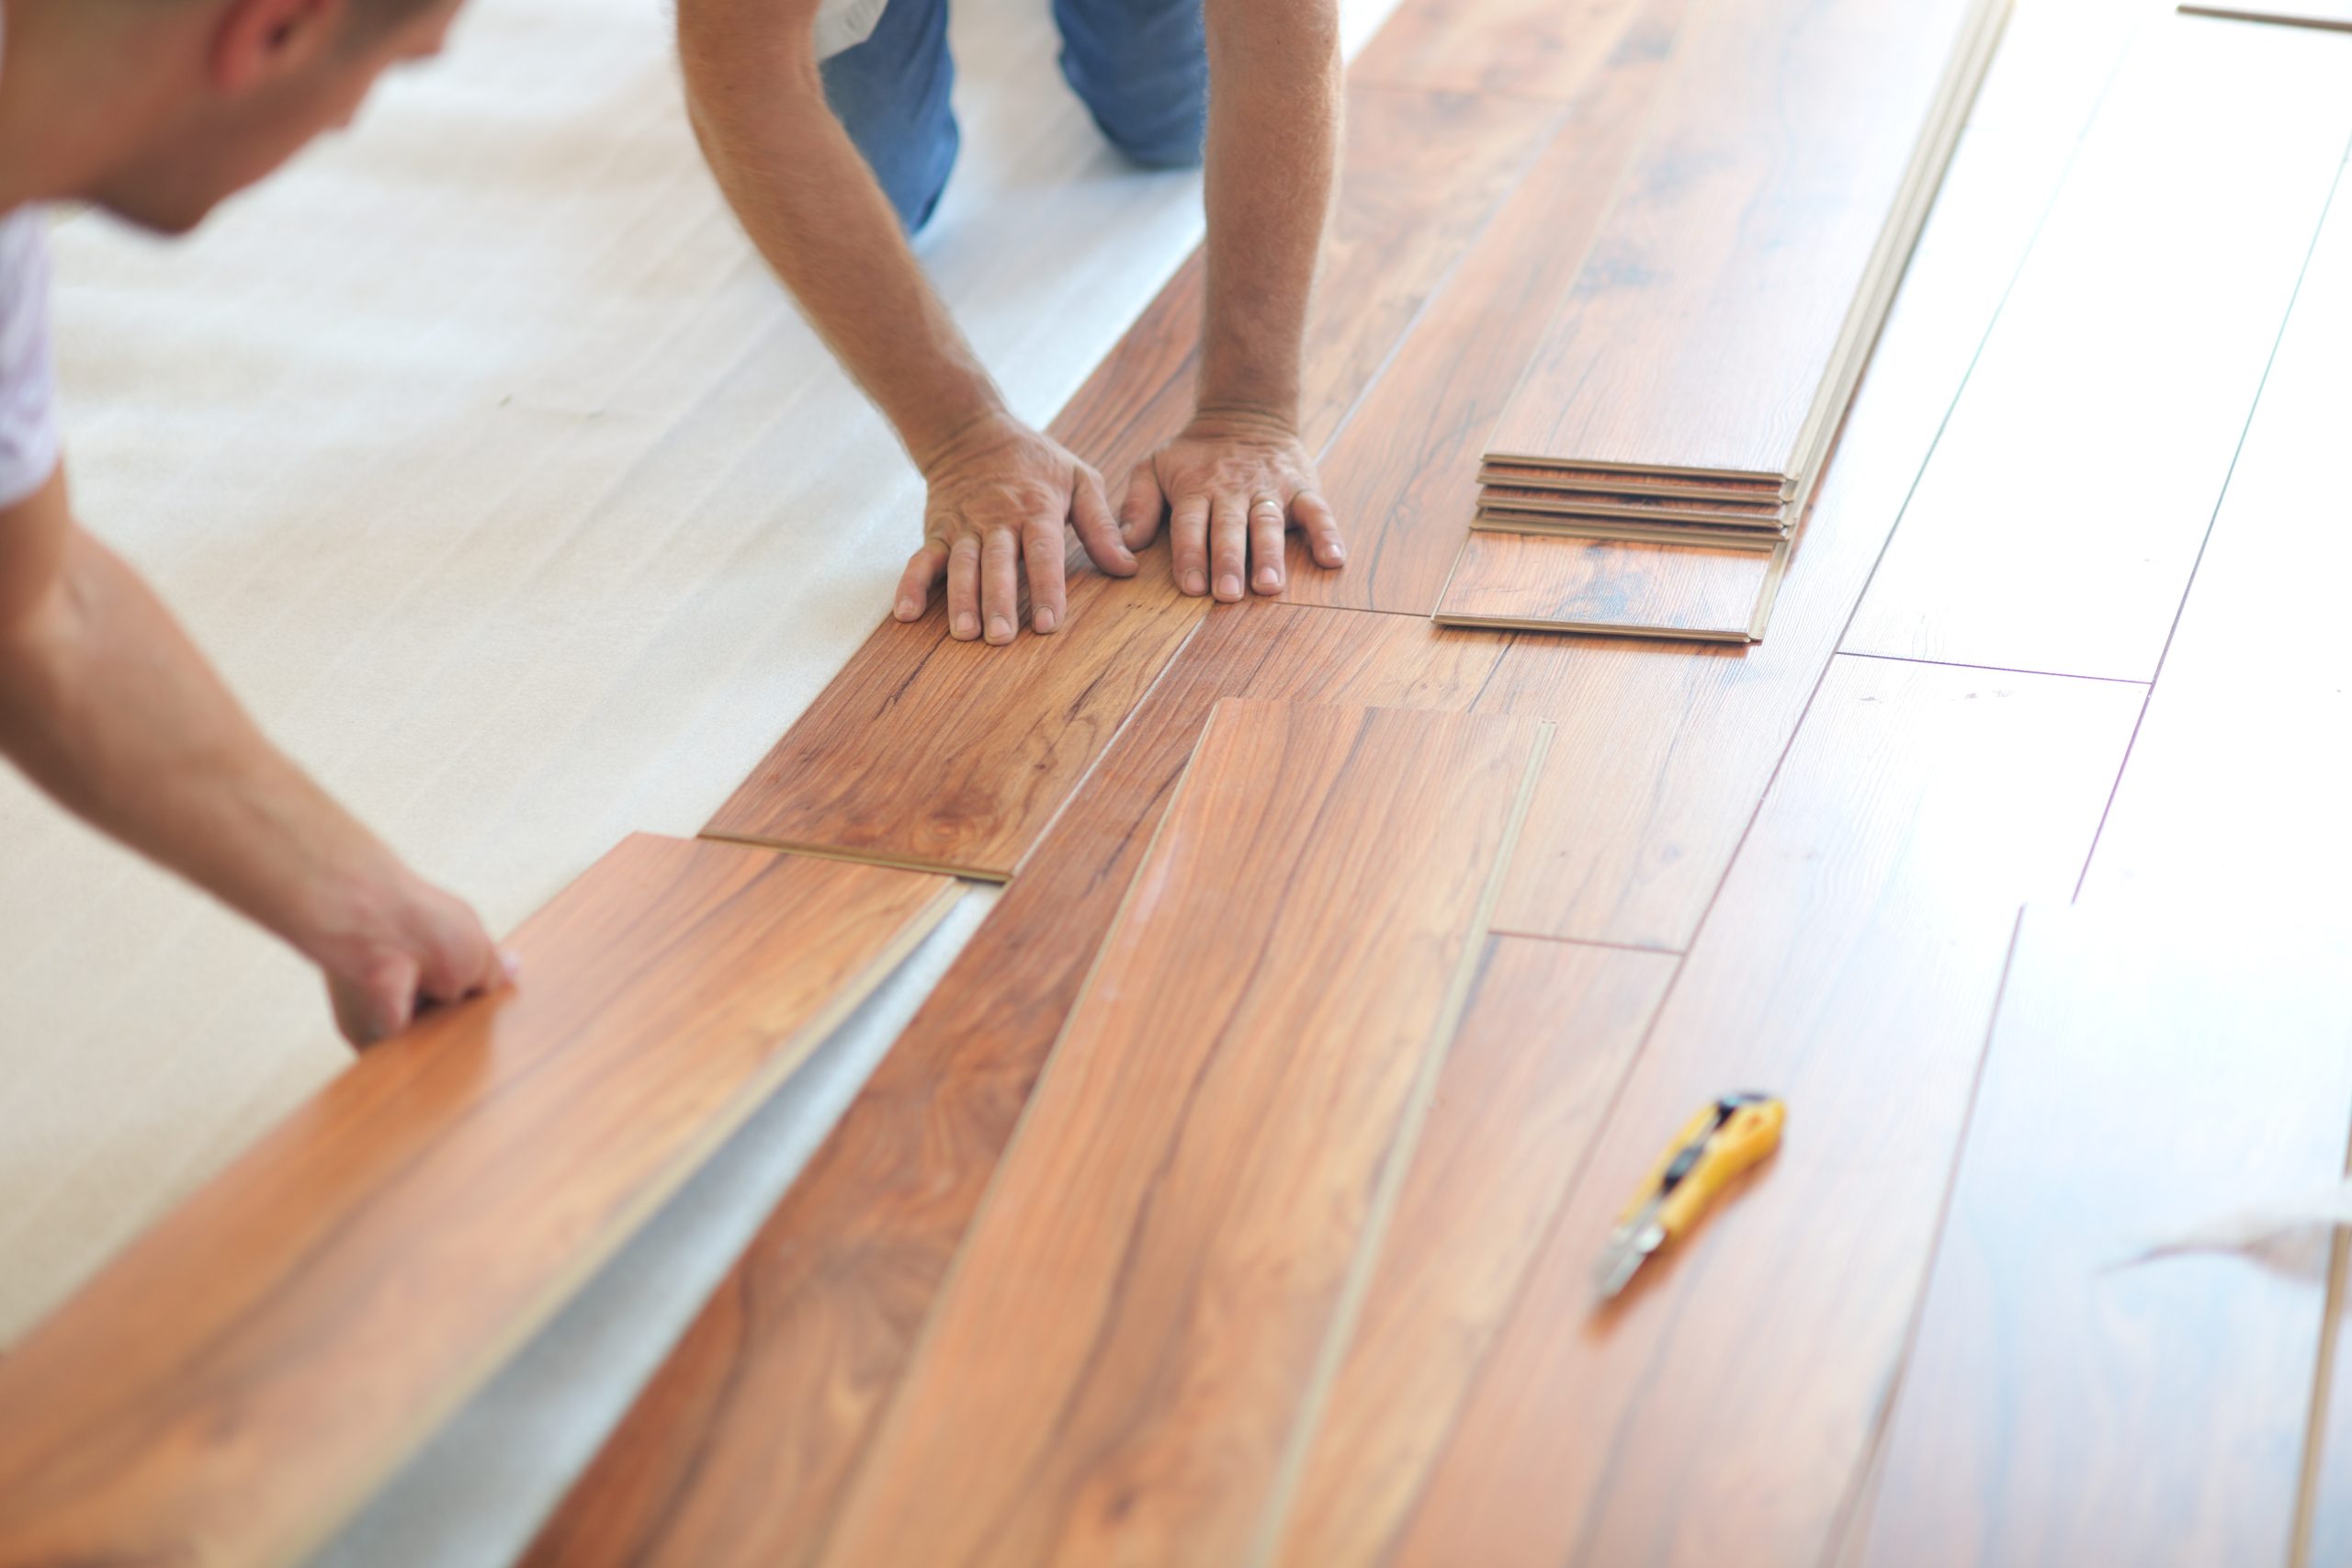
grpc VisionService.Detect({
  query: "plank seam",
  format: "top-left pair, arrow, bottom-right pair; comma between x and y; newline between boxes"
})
1245,719 -> 1558,1568
1837,649 -> 2153,687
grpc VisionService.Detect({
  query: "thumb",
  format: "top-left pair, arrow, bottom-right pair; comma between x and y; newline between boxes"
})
329,953 -> 422,1048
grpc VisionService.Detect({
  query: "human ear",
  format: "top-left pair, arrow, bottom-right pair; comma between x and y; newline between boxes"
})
208,0 -> 345,93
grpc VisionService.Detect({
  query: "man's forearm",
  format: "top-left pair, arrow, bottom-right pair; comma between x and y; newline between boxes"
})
1197,0 -> 1343,423
679,0 -> 1005,468
0,509 -> 394,962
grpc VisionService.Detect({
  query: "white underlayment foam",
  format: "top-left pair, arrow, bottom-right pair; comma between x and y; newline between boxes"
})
0,0 -> 1398,1551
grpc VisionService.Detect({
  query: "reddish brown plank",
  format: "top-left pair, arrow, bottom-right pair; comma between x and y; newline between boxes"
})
817,702 -> 1551,1568
1856,906 -> 2352,1568
1383,657 -> 2142,1568
520,604 -> 1509,1568
704,85 -> 1558,876
0,837 -> 956,1568
1435,532 -> 1777,640
1289,0 -> 1685,614
1465,0 -> 2147,945
1352,0 -> 1653,100
1266,937 -> 1677,1568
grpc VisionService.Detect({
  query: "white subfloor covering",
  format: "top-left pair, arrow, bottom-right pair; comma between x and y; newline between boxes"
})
0,0 -> 1396,1553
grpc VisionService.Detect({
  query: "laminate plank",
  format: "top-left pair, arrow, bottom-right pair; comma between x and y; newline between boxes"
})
519,604 -> 1510,1568
1482,0 -> 1994,483
1287,0 -> 1689,615
1480,481 -> 1789,527
2180,0 -> 2352,29
2077,168 -> 2352,921
1856,905 -> 2352,1568
1351,0 -> 1653,100
0,836 -> 957,1568
1466,0 -> 2150,946
703,84 -> 1557,877
1382,656 -> 2142,1568
1844,15 -> 2352,681
1435,532 -> 1777,641
816,701 -> 1551,1568
1264,937 -> 1678,1568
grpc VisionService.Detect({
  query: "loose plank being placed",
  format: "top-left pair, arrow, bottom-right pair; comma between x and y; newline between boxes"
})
1435,531 -> 1781,641
1854,905 -> 2352,1568
0,835 -> 957,1568
1267,937 -> 1677,1568
1381,657 -> 2141,1568
521,604 -> 1515,1568
1482,0 -> 2001,487
817,701 -> 1550,1568
704,84 -> 1555,878
1844,14 -> 2352,680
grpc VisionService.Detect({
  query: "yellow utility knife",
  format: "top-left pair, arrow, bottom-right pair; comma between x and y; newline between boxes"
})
1593,1092 -> 1785,1303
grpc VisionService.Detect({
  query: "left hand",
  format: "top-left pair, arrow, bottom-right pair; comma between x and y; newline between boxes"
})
1121,408 -> 1345,600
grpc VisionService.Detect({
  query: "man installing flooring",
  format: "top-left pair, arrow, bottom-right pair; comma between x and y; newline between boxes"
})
684,0 -> 1351,644
0,0 -> 508,1044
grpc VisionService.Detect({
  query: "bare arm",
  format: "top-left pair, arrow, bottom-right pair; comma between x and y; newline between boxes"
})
677,0 -> 1135,643
1123,0 -> 1347,599
0,466 -> 506,1043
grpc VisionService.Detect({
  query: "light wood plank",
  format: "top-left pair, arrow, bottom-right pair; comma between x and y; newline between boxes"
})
1857,905 -> 2352,1568
817,702 -> 1550,1568
518,604 -> 1510,1568
703,85 -> 1558,876
0,836 -> 956,1568
1845,15 -> 2352,680
1384,656 -> 2141,1568
2181,0 -> 2352,29
1265,937 -> 1677,1568
1288,0 -> 1687,615
1468,0 -> 2152,945
1351,0 -> 1655,99
1483,0 -> 1994,482
2079,168 -> 2352,921
1435,532 -> 1777,641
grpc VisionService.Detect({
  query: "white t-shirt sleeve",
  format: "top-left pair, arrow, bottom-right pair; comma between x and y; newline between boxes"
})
813,0 -> 890,61
0,209 -> 61,510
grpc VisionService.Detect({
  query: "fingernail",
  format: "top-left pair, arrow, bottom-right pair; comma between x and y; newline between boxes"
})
989,614 -> 1012,641
1035,607 -> 1057,633
1183,570 -> 1206,595
1329,546 -> 1347,565
501,950 -> 523,980
954,612 -> 978,638
1256,567 -> 1281,592
895,597 -> 919,620
1216,573 -> 1241,600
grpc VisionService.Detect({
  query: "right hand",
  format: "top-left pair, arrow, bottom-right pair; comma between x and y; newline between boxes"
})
897,414 -> 1141,644
309,862 -> 513,1047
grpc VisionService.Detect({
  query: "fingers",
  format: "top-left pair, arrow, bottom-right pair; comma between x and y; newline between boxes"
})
1210,492 -> 1249,603
1023,518 -> 1069,636
1170,492 -> 1212,596
895,541 -> 948,622
1070,469 -> 1136,581
981,527 -> 1021,645
1250,494 -> 1286,595
1119,462 -> 1167,552
947,536 -> 982,641
1295,488 -> 1346,569
328,955 -> 420,1049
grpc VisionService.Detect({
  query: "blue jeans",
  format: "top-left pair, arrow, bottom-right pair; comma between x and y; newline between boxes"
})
821,0 -> 1209,234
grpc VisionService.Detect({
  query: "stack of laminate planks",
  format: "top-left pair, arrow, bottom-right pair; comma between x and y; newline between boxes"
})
1438,0 -> 2010,640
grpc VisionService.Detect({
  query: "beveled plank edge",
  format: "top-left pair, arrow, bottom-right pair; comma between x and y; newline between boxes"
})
2179,2 -> 2352,30
1244,722 -> 1557,1568
697,829 -> 1015,885
282,857 -> 966,1568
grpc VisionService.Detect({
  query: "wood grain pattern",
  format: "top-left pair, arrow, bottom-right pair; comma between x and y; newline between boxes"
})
1266,937 -> 1678,1568
2077,159 -> 2352,921
1483,0 -> 1993,481
1436,532 -> 1777,640
2180,0 -> 2352,29
0,836 -> 956,1568
520,604 -> 1510,1568
1288,0 -> 1689,615
1480,481 -> 1788,527
1844,15 -> 2352,681
1382,657 -> 2141,1568
1856,905 -> 2352,1568
1351,0 -> 1654,99
816,702 -> 1550,1568
1469,0 -> 2149,946
704,85 -> 1558,876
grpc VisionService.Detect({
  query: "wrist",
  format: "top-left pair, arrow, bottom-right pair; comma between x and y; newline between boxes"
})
906,382 -> 1017,479
1187,398 -> 1303,442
